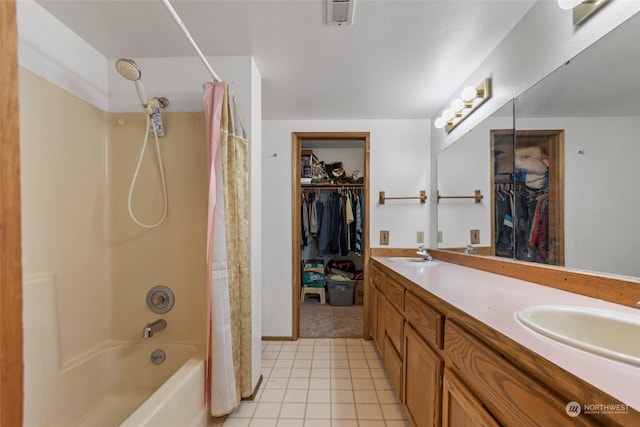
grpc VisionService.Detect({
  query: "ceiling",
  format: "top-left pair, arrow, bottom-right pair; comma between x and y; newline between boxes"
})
35,0 -> 536,120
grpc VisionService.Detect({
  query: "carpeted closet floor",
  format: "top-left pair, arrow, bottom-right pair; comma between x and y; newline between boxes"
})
300,300 -> 364,338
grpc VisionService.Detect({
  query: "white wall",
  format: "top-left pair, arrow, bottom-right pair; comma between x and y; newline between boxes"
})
429,1 -> 640,247
262,119 -> 429,337
249,57 -> 263,389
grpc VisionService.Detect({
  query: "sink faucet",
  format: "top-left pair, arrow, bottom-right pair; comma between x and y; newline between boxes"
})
142,319 -> 167,338
417,245 -> 433,261
464,245 -> 477,254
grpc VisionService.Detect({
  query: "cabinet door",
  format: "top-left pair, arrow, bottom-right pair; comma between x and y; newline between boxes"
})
375,289 -> 386,352
404,323 -> 443,427
385,298 -> 404,354
369,281 -> 378,341
443,368 -> 500,427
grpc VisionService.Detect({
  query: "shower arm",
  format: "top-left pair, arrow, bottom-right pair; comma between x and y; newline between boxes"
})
161,0 -> 222,83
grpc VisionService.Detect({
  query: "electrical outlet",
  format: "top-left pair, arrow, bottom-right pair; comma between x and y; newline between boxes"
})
380,230 -> 389,245
437,231 -> 443,243
417,231 -> 424,243
470,229 -> 480,244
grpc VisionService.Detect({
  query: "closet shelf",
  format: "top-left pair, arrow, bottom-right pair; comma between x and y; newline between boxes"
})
302,183 -> 364,189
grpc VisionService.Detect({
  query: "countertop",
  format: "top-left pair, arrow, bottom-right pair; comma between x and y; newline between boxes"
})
372,256 -> 640,412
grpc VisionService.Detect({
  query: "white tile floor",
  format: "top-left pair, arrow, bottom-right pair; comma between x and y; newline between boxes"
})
209,338 -> 410,427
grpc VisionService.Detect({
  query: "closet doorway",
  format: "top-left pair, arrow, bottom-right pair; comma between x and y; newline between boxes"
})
491,129 -> 564,266
292,132 -> 370,340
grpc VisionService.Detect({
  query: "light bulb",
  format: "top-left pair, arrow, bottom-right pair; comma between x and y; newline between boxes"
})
434,117 -> 446,129
442,108 -> 455,120
461,86 -> 477,102
558,0 -> 583,10
450,99 -> 464,111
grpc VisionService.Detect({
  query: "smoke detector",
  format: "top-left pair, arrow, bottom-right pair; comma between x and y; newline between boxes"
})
327,0 -> 355,26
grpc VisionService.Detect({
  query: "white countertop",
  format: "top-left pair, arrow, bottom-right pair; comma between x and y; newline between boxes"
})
373,256 -> 640,411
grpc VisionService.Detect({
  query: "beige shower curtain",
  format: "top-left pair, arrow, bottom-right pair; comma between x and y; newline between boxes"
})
204,82 -> 252,416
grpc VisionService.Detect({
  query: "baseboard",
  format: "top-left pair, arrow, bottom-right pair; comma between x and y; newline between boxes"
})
262,336 -> 296,341
241,375 -> 263,401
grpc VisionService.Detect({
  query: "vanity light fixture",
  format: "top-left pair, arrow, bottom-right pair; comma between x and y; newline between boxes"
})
558,0 -> 611,25
434,78 -> 491,133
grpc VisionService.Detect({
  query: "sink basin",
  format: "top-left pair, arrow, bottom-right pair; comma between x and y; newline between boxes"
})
516,305 -> 640,367
387,257 -> 437,264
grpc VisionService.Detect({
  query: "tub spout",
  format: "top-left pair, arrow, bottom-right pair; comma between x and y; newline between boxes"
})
143,319 -> 167,338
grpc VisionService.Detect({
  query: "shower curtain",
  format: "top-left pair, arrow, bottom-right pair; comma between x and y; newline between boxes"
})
203,81 -> 252,416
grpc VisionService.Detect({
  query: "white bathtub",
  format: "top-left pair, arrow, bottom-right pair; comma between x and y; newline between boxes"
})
23,276 -> 209,427
25,342 -> 208,427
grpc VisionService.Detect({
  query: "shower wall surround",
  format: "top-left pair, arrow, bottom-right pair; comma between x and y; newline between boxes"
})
20,68 -> 209,423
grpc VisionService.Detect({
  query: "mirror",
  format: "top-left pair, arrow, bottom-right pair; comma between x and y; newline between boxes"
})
437,101 -> 512,255
437,11 -> 640,278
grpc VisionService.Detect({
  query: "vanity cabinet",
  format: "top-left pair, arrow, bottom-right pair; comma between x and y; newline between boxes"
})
404,322 -> 443,427
445,321 -> 598,427
442,368 -> 500,427
372,264 -> 406,396
368,259 -> 638,427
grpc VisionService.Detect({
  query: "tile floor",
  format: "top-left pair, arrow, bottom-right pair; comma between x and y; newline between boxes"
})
210,338 -> 410,427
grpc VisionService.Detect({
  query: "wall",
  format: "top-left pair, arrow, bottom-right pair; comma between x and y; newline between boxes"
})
262,119 -> 429,337
429,0 -> 640,248
107,111 -> 208,343
20,68 -> 110,365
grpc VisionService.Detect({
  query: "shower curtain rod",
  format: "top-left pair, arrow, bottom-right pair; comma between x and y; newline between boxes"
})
161,0 -> 222,83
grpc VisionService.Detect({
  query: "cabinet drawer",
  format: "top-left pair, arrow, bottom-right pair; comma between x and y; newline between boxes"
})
385,277 -> 404,310
383,333 -> 403,399
405,291 -> 443,349
385,299 -> 404,355
445,321 -> 598,427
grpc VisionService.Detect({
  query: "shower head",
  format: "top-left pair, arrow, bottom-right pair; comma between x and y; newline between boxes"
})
116,58 -> 148,108
116,58 -> 141,81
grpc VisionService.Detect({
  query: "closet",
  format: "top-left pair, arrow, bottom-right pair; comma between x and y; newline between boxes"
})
491,129 -> 564,266
292,132 -> 370,340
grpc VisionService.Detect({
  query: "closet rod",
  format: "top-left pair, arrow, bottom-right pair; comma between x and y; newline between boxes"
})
302,185 -> 363,190
379,190 -> 427,205
437,190 -> 484,203
161,0 -> 222,83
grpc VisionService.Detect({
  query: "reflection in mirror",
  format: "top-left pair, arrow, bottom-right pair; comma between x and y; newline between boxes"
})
437,101 -> 513,254
437,11 -> 640,279
515,11 -> 640,277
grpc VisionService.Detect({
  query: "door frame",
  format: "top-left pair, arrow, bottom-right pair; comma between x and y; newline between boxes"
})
0,1 -> 24,425
291,132 -> 370,340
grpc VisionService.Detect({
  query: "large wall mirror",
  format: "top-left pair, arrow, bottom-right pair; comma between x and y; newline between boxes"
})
437,10 -> 640,279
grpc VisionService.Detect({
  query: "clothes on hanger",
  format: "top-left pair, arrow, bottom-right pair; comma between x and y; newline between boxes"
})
301,188 -> 364,257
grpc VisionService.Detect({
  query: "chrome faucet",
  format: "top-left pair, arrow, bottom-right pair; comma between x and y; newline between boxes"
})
417,245 -> 433,261
142,319 -> 167,338
464,245 -> 477,254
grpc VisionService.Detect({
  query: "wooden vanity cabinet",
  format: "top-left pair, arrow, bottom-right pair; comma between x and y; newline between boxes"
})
404,322 -> 444,427
442,368 -> 500,427
445,321 -> 598,427
368,259 -> 638,427
370,265 -> 387,352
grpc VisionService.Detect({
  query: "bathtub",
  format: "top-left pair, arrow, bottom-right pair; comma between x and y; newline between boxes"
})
24,342 -> 208,427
